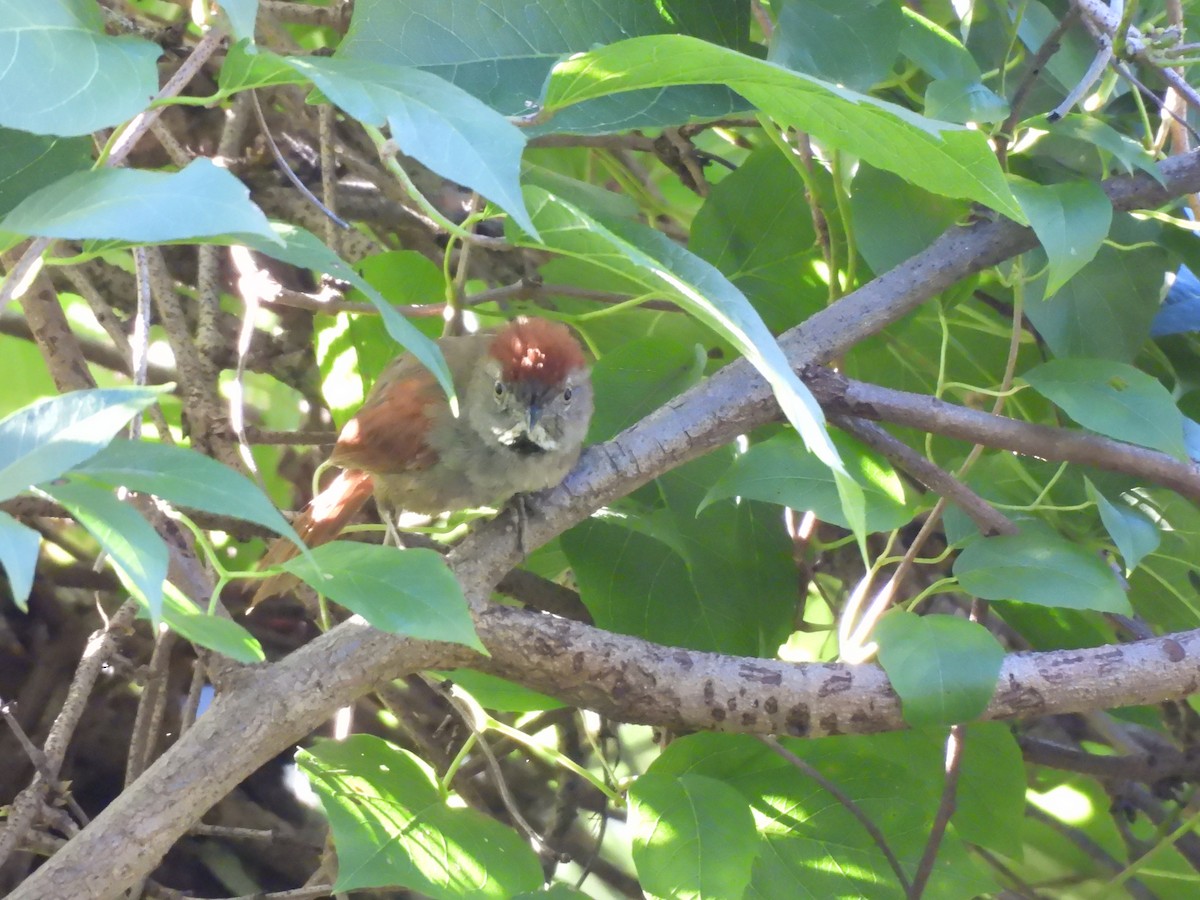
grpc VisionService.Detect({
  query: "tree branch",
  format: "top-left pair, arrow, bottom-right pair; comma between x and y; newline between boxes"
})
812,368 -> 1200,503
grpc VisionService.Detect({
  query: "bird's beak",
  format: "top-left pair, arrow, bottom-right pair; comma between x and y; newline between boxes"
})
526,399 -> 542,430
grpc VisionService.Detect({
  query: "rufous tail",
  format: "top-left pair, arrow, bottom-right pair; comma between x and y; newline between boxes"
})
249,468 -> 375,606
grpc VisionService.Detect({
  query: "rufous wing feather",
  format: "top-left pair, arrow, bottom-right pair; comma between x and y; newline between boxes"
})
250,368 -> 441,606
330,373 -> 441,474
249,468 -> 375,606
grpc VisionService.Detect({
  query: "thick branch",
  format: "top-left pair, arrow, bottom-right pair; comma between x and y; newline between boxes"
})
17,601 -> 1200,898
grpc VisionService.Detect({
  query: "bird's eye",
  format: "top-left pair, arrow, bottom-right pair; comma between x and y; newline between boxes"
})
563,387 -> 573,402
494,380 -> 505,398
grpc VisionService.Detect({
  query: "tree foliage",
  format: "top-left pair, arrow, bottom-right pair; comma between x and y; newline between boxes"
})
4,0 -> 1200,897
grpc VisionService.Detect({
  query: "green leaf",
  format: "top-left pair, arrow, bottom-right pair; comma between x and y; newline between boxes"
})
1023,358 -> 1187,459
218,0 -> 258,43
43,477 -> 168,622
835,469 -> 869,560
874,611 -> 1004,727
285,56 -> 535,236
432,670 -> 563,713
0,128 -> 92,218
586,335 -> 706,443
544,34 -> 1025,222
1126,489 -> 1200,631
0,387 -> 165,502
955,723 -> 1025,858
519,187 -> 841,471
563,452 -> 800,655
241,224 -> 454,405
0,159 -> 279,244
769,0 -> 903,92
850,165 -> 966,276
281,542 -> 484,651
72,441 -> 304,549
691,147 -> 827,332
1010,179 -> 1112,298
650,732 -> 995,899
630,772 -> 759,900
337,0 -> 749,134
701,431 -> 913,532
0,511 -> 40,609
159,582 -> 265,663
1085,478 -> 1160,573
523,162 -> 641,222
217,40 -> 308,95
298,735 -> 542,896
899,8 -> 981,81
954,529 -> 1131,613
1024,218 -> 1166,363
317,252 -> 445,422
0,0 -> 161,136
924,78 -> 1009,124
1048,115 -> 1164,183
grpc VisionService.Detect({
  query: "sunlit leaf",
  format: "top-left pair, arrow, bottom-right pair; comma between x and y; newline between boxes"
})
518,187 -> 842,471
73,441 -> 304,548
544,34 -> 1024,221
701,430 -> 913,532
0,160 -> 280,244
875,611 -> 1004,727
1023,358 -> 1187,459
286,56 -> 535,236
0,387 -> 165,502
43,477 -> 168,622
630,772 -> 759,900
282,542 -> 483,651
0,511 -> 40,609
1086,479 -> 1159,573
0,0 -> 161,136
299,735 -> 542,896
954,529 -> 1131,614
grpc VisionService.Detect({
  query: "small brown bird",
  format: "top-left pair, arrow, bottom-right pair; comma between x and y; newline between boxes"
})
252,317 -> 592,604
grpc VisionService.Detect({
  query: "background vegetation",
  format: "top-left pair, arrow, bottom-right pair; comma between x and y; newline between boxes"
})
5,0 -> 1200,896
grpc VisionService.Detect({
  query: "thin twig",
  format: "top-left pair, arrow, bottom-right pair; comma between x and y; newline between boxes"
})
319,103 -> 340,251
251,91 -> 349,229
908,725 -> 965,898
149,118 -> 193,168
107,26 -> 227,165
216,887 -> 336,900
0,703 -> 90,828
1019,734 -> 1196,784
997,7 -> 1078,165
263,279 -> 656,317
125,630 -> 177,785
0,601 -> 139,867
972,845 -> 1049,898
832,415 -> 1017,537
8,261 -> 96,392
180,660 -> 206,735
436,682 -> 551,852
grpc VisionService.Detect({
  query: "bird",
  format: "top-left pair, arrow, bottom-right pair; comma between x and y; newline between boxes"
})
251,316 -> 593,605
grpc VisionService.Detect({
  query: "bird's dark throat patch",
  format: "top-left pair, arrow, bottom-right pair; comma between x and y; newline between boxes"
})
503,434 -> 547,456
